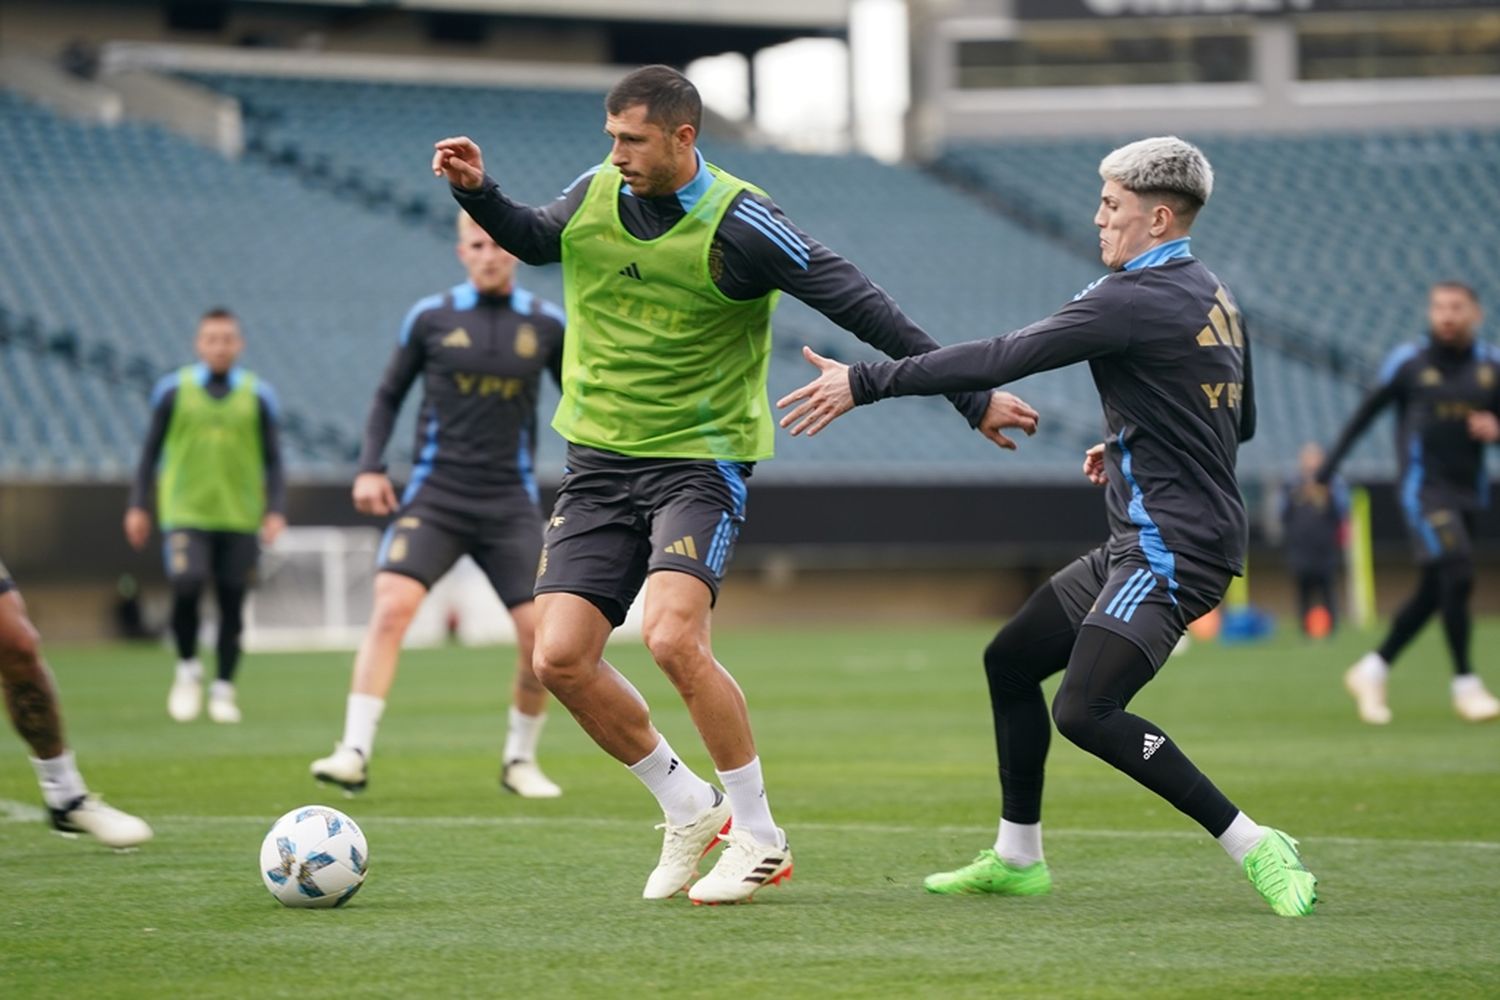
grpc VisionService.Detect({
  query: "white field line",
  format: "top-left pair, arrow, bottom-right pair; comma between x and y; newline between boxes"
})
2,799 -> 1495,851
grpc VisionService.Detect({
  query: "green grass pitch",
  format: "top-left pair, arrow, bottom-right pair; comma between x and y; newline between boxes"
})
3,622 -> 1498,998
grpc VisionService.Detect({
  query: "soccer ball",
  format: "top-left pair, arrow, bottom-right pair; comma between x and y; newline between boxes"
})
259,805 -> 368,908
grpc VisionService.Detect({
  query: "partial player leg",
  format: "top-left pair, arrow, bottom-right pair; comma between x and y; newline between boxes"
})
499,600 -> 562,797
311,571 -> 427,792
474,513 -> 561,796
0,589 -> 152,848
1051,625 -> 1314,916
924,582 -> 1076,897
207,581 -> 246,724
165,531 -> 210,722
1438,547 -> 1500,721
205,531 -> 258,724
531,590 -> 729,899
1344,562 -> 1443,724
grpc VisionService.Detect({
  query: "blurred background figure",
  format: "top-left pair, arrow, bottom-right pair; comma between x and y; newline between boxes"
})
124,309 -> 286,726
1278,443 -> 1348,639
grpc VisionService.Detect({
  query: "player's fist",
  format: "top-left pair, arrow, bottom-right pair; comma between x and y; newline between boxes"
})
1468,410 -> 1500,443
123,507 -> 152,550
432,136 -> 485,191
1082,443 -> 1108,486
353,472 -> 399,517
979,391 -> 1039,451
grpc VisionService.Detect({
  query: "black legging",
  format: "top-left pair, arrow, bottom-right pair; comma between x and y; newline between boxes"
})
1377,558 -> 1473,675
171,579 -> 247,683
983,583 -> 1240,837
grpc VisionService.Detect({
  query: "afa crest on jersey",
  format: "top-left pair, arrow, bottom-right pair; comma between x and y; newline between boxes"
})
515,323 -> 539,358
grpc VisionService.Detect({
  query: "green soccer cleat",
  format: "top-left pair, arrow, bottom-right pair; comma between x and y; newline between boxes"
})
1243,829 -> 1317,917
924,849 -> 1052,896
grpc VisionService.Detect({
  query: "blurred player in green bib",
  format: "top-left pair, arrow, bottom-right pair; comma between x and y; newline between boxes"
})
125,308 -> 286,724
433,65 -> 1036,903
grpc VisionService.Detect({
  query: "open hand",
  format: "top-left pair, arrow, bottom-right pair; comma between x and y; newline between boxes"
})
776,346 -> 853,437
979,391 -> 1039,451
432,136 -> 485,190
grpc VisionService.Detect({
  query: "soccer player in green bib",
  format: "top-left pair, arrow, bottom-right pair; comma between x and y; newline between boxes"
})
125,308 -> 286,725
433,65 -> 1037,903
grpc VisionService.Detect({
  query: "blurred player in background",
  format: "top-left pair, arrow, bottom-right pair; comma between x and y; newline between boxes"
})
1319,281 -> 1500,724
1279,442 -> 1348,637
1,560 -> 153,847
780,137 -> 1318,917
125,308 -> 285,724
311,212 -> 566,799
432,64 -> 1036,903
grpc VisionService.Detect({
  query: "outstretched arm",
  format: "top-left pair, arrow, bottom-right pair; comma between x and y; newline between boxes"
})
778,285 -> 1125,436
718,192 -> 995,429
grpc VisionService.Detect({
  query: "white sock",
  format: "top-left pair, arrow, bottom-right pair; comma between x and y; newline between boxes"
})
341,693 -> 385,758
30,751 -> 88,810
994,819 -> 1045,868
717,756 -> 778,846
1357,652 -> 1389,683
210,679 -> 235,701
176,658 -> 202,683
1453,674 -> 1484,697
1217,811 -> 1265,865
502,706 -> 546,764
627,737 -> 715,827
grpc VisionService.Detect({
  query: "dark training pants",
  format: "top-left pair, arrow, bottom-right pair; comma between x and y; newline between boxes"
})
982,583 -> 1240,837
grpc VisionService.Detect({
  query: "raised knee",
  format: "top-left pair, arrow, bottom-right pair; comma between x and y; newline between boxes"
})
642,619 -> 705,673
531,638 -> 587,694
1050,689 -> 1094,747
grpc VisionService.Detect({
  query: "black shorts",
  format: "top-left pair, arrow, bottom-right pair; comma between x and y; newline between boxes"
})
376,492 -> 543,609
1406,507 -> 1475,566
1049,536 -> 1232,669
162,529 -> 260,589
0,554 -> 14,596
535,444 -> 752,627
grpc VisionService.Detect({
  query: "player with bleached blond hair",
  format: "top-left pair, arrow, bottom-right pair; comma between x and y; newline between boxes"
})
780,136 -> 1317,917
310,211 -> 566,799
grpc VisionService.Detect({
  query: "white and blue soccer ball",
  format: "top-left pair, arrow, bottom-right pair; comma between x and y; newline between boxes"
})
259,805 -> 368,909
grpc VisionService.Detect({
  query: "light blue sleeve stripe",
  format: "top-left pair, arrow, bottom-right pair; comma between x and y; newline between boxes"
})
737,198 -> 809,253
560,165 -> 601,197
733,209 -> 809,270
399,294 -> 443,346
150,372 -> 177,408
255,380 -> 280,419
1378,342 -> 1419,386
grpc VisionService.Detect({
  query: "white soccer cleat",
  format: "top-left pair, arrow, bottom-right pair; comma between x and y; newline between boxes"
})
501,760 -> 562,798
311,744 -> 368,793
50,795 -> 154,849
642,789 -> 732,900
1453,676 -> 1500,723
207,681 -> 241,724
689,826 -> 793,905
1344,654 -> 1392,725
167,662 -> 203,722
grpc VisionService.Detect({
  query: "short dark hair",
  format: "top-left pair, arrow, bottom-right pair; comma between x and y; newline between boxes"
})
606,64 -> 702,134
198,307 -> 238,329
1134,187 -> 1203,225
1431,280 -> 1479,304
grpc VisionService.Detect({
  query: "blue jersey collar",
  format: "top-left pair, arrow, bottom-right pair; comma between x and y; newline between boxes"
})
1122,237 -> 1192,272
621,150 -> 712,212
